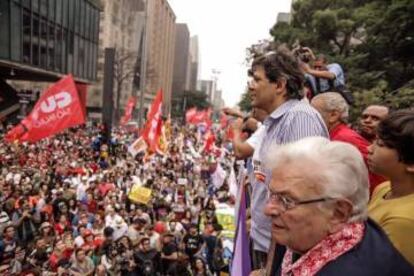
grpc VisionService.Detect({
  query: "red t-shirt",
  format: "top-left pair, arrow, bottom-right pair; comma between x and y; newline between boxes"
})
330,124 -> 386,195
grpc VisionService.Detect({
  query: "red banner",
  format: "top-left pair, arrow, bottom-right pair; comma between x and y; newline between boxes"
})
187,108 -> 212,125
142,90 -> 163,152
5,75 -> 85,143
203,131 -> 216,153
120,96 -> 137,125
185,107 -> 197,123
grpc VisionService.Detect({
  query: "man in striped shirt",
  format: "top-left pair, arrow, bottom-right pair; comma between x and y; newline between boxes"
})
247,47 -> 329,270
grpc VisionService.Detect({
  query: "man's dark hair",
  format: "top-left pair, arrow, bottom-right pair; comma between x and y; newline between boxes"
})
377,109 -> 414,164
250,46 -> 304,100
3,225 -> 14,234
104,226 -> 114,237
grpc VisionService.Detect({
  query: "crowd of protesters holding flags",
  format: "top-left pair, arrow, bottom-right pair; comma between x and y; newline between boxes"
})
1,44 -> 414,276
0,119 -> 239,275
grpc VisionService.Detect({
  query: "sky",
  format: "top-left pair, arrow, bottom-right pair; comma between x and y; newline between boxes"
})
168,0 -> 292,107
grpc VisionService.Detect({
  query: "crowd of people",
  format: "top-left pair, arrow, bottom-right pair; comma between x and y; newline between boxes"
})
1,44 -> 414,276
0,123 -> 235,275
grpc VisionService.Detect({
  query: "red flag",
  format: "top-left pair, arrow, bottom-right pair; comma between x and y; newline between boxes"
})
142,90 -> 163,152
203,131 -> 216,152
5,75 -> 85,143
189,109 -> 211,124
185,107 -> 197,123
120,96 -> 137,125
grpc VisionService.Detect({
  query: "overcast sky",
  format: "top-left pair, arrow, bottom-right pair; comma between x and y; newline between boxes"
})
168,0 -> 292,107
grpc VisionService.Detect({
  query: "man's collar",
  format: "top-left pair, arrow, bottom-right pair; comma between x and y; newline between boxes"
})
265,100 -> 299,125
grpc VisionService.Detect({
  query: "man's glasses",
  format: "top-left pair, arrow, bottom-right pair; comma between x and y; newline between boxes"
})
267,192 -> 335,212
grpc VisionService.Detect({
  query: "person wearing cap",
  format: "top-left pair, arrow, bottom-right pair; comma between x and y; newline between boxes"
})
112,217 -> 128,241
39,221 -> 55,246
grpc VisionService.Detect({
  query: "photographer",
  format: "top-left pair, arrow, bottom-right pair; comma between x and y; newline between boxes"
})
298,50 -> 345,95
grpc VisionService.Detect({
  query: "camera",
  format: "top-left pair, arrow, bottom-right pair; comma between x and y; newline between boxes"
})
293,47 -> 312,63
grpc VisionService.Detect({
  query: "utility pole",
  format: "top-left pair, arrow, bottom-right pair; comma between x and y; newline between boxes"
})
102,48 -> 115,144
138,0 -> 149,129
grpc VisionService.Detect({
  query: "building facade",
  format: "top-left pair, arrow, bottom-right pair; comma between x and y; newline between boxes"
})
145,0 -> 176,116
0,0 -> 100,120
189,35 -> 199,92
87,0 -> 145,121
172,23 -> 190,96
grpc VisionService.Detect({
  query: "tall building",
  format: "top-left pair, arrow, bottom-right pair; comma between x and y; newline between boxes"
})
87,0 -> 145,121
145,0 -> 176,116
0,0 -> 100,121
172,24 -> 190,96
188,36 -> 199,92
277,12 -> 291,23
198,80 -> 215,103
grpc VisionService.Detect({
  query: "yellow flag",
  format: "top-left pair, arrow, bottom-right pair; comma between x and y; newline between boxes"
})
128,185 -> 152,205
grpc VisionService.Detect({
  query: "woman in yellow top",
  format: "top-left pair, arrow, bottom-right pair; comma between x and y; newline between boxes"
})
368,109 -> 414,266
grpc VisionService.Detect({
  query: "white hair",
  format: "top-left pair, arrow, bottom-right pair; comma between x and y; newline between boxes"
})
314,92 -> 349,122
265,137 -> 369,222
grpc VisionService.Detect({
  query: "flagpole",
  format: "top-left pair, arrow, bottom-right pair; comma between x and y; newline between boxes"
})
138,0 -> 149,129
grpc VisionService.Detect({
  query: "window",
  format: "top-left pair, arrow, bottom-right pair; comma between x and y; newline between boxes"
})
47,24 -> 55,69
55,28 -> 63,71
78,38 -> 84,77
68,0 -> 74,29
62,0 -> 68,28
22,11 -> 31,63
48,0 -> 55,21
32,0 -> 39,13
79,0 -> 84,37
56,0 -> 62,25
0,0 -> 10,59
40,0 -> 47,17
75,0 -> 80,34
62,29 -> 67,71
10,2 -> 22,61
67,32 -> 74,72
73,35 -> 79,75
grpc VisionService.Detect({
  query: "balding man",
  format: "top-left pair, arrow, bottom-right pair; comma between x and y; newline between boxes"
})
359,105 -> 389,143
311,92 -> 385,194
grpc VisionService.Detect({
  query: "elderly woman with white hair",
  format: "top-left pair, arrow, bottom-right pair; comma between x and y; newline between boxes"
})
263,137 -> 413,275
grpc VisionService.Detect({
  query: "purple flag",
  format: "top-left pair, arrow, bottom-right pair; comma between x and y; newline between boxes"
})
231,186 -> 251,276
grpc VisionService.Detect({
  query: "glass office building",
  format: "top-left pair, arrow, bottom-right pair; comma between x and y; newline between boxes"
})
0,0 -> 101,82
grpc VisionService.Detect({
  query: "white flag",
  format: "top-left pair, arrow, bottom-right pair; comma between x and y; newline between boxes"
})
128,136 -> 147,157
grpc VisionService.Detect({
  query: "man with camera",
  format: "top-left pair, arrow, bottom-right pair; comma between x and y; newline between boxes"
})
294,47 -> 347,99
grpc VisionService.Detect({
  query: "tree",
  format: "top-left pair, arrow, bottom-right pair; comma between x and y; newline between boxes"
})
265,0 -> 414,118
238,90 -> 252,112
171,90 -> 211,119
114,49 -> 138,122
